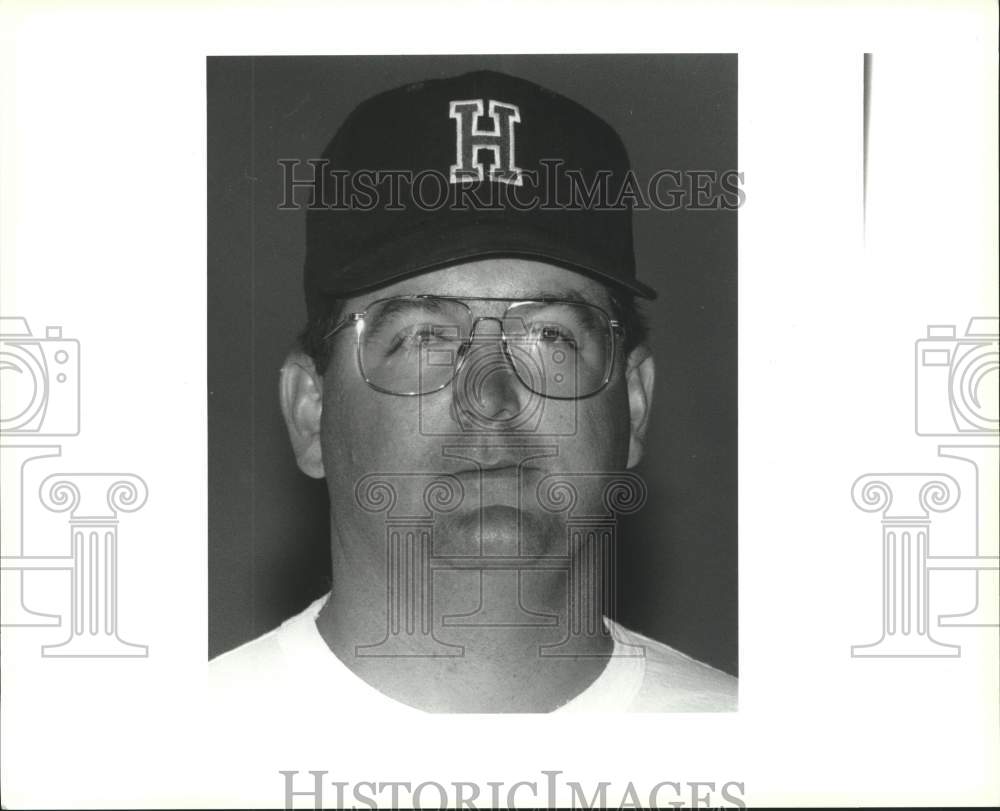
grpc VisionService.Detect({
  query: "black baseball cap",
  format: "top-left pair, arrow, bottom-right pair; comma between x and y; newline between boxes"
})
303,69 -> 657,318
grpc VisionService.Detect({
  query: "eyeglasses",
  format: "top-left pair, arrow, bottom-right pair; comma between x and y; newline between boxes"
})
324,295 -> 624,398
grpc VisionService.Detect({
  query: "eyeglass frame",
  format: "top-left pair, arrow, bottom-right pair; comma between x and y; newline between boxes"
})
322,294 -> 626,399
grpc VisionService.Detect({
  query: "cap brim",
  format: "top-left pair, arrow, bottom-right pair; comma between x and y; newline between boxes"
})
322,217 -> 658,300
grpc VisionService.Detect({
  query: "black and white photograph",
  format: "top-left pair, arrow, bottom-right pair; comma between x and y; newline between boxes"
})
207,55 -> 739,717
1,1 -> 996,808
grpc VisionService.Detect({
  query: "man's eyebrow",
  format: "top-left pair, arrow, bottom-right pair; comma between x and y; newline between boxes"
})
512,289 -> 589,303
365,291 -> 611,313
523,289 -> 619,313
373,296 -> 451,317
359,297 -> 453,335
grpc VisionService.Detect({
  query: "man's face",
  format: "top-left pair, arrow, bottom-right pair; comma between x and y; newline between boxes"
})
308,258 -> 642,563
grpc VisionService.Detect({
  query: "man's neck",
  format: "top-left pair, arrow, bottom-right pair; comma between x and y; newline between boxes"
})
315,574 -> 615,712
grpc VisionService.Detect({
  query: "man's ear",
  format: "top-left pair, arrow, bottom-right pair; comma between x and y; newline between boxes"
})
625,346 -> 655,469
279,351 -> 326,479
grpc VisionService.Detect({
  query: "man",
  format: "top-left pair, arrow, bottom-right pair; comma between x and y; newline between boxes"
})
210,69 -> 736,713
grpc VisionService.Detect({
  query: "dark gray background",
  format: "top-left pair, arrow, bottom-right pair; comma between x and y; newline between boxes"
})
208,54 -> 738,675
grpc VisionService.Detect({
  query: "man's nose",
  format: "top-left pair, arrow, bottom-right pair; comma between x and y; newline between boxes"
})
452,317 -> 531,428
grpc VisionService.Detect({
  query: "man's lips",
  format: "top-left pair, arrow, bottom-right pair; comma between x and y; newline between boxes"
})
440,444 -> 557,480
455,463 -> 529,477
448,462 -> 549,494
451,465 -> 540,511
444,448 -> 556,472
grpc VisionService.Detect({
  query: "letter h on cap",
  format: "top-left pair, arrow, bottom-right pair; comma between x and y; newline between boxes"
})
449,99 -> 523,186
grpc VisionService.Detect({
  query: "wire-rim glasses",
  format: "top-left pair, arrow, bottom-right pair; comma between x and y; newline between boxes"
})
323,295 -> 624,399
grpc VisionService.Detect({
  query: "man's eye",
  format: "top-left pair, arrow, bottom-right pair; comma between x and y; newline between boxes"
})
421,325 -> 463,342
534,324 -> 575,343
389,324 -> 459,352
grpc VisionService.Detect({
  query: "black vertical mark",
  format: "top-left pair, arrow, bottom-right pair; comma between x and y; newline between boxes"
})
249,56 -> 257,638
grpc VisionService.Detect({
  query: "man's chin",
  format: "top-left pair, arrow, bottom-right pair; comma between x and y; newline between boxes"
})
432,506 -> 564,558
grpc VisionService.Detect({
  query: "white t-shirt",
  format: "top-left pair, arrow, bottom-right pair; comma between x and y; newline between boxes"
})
209,595 -> 736,714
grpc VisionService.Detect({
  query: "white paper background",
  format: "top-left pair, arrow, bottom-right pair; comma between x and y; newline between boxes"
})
1,1 -> 997,808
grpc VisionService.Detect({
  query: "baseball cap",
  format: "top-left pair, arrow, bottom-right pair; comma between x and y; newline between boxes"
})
303,69 -> 657,319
